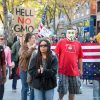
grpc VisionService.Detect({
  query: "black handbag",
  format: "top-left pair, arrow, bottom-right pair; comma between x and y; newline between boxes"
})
9,73 -> 14,79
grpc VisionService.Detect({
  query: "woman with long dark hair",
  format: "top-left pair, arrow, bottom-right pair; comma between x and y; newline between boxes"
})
28,39 -> 58,100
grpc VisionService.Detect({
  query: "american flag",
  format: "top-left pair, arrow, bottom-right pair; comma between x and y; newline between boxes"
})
81,43 -> 100,80
51,43 -> 100,80
82,43 -> 100,62
38,6 -> 47,34
51,43 -> 100,62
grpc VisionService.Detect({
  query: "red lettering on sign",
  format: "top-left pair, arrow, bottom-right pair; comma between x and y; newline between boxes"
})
18,17 -> 24,24
25,18 -> 31,24
17,17 -> 31,24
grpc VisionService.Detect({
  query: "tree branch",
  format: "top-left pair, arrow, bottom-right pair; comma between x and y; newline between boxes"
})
63,5 -> 71,25
0,14 -> 4,24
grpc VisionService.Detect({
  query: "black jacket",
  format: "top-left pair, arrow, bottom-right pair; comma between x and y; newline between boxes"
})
28,53 -> 58,90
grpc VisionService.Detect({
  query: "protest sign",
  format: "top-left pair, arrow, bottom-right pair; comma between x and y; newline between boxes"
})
39,27 -> 52,37
13,7 -> 34,34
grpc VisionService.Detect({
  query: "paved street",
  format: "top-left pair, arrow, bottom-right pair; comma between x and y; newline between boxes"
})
3,79 -> 93,100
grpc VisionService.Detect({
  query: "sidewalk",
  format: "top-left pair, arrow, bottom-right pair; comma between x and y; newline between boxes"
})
3,79 -> 93,100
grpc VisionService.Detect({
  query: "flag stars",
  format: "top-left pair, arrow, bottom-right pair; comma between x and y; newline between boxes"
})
89,65 -> 91,67
94,65 -> 96,68
86,72 -> 88,73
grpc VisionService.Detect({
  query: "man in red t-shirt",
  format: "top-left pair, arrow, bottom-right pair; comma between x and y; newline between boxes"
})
55,29 -> 83,100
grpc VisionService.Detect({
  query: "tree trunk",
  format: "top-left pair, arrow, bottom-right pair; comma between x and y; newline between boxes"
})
0,14 -> 3,24
53,0 -> 56,34
11,0 -> 14,13
2,0 -> 8,38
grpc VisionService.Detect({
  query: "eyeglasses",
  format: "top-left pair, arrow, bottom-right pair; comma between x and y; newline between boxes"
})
40,44 -> 48,47
0,38 -> 4,40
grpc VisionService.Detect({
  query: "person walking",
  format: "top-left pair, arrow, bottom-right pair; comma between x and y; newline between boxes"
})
0,43 -> 6,100
0,34 -> 14,74
55,29 -> 83,100
93,33 -> 100,100
11,34 -> 24,91
93,63 -> 100,100
28,39 -> 58,100
19,33 -> 36,100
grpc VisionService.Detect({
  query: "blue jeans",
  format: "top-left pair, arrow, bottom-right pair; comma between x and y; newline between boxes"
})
12,76 -> 17,89
0,84 -> 4,100
12,65 -> 18,89
30,88 -> 34,100
20,70 -> 34,100
34,88 -> 54,100
93,80 -> 100,100
20,70 -> 28,100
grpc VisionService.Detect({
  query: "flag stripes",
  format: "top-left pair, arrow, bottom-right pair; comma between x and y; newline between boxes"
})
38,6 -> 47,35
51,43 -> 100,62
82,43 -> 100,62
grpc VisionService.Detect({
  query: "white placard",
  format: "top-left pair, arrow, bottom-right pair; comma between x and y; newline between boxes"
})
39,27 -> 52,37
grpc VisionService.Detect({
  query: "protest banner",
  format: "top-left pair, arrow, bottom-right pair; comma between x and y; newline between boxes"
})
13,7 -> 34,34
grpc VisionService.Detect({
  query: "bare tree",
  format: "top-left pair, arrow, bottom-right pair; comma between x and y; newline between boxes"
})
2,0 -> 8,38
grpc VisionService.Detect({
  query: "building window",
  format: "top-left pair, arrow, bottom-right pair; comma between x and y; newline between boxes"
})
97,1 -> 100,12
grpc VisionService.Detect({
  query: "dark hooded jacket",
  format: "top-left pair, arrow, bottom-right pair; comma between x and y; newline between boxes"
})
28,53 -> 58,90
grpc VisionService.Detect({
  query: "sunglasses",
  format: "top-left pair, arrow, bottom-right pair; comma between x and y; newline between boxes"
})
40,44 -> 48,47
0,38 -> 4,40
20,36 -> 22,37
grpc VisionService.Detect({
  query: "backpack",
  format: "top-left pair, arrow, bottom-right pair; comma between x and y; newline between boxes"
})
0,45 -> 5,84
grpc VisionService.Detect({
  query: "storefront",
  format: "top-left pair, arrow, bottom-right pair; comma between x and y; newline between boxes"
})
72,15 -> 96,42
70,0 -> 96,42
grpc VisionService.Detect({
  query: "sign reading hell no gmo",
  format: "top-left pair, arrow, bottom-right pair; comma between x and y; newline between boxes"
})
13,7 -> 34,34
